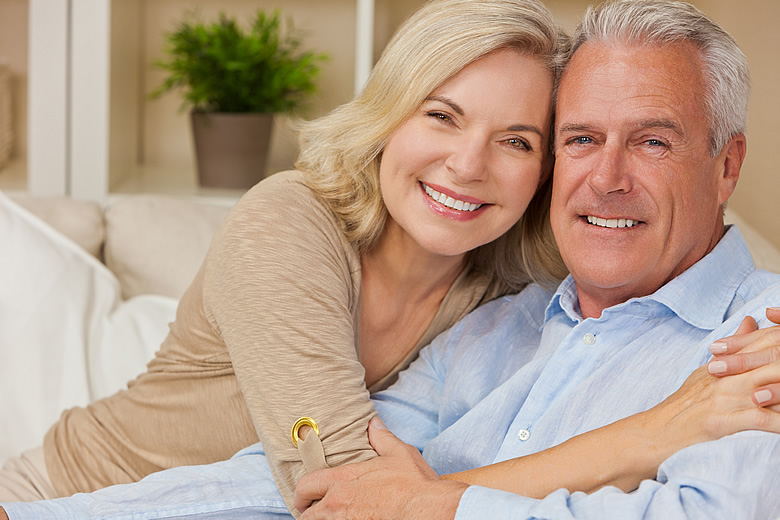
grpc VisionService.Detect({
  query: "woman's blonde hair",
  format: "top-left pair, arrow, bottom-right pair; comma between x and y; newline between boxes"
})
295,0 -> 569,289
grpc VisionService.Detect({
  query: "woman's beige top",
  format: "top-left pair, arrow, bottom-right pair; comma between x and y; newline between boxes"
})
43,171 -> 508,509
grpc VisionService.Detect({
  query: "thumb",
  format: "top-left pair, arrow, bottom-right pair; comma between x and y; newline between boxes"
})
735,315 -> 758,335
368,417 -> 407,457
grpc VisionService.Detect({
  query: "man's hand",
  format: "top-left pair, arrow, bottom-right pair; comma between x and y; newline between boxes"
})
294,418 -> 468,519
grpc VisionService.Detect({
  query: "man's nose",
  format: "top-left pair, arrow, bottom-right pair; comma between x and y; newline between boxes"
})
586,143 -> 633,196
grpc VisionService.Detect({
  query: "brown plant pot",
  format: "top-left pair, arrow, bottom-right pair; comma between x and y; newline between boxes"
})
191,111 -> 273,189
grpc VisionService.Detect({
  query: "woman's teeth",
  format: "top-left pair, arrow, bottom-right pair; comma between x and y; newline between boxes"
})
586,215 -> 638,228
423,184 -> 482,212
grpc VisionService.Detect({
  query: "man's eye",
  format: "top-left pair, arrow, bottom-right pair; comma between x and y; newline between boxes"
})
571,136 -> 593,145
645,139 -> 667,147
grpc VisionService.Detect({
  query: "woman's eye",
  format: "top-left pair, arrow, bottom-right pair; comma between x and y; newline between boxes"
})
427,111 -> 452,123
505,137 -> 531,150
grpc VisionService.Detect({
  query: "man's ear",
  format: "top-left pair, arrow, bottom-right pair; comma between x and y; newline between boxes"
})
717,134 -> 746,206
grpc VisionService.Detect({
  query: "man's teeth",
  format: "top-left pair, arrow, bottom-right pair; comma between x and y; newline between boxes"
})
423,184 -> 482,212
586,215 -> 638,228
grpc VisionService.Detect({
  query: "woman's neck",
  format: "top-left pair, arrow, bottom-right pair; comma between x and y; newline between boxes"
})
362,219 -> 466,304
357,221 -> 467,387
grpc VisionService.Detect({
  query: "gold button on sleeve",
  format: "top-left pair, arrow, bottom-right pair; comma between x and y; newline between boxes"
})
291,416 -> 320,447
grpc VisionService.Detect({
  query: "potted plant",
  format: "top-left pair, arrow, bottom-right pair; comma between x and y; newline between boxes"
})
152,10 -> 327,189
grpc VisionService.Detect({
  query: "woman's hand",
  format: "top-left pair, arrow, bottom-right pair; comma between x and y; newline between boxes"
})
439,311 -> 780,499
707,308 -> 780,408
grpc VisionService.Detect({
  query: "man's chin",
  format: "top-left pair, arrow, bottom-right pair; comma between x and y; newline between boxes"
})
569,265 -> 659,307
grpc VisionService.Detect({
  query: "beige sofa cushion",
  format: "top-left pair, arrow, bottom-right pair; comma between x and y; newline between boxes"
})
103,195 -> 231,299
725,208 -> 780,274
10,195 -> 105,259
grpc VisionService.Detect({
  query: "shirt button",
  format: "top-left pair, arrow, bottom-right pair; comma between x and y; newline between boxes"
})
583,333 -> 596,345
517,429 -> 530,441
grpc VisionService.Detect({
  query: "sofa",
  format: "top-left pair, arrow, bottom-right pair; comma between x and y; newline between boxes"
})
2,190 -> 780,464
0,192 -> 232,462
11,193 -> 233,300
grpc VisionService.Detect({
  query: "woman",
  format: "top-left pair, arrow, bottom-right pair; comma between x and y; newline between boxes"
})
0,0 -> 777,516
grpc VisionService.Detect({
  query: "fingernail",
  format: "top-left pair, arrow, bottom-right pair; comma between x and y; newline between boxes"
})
769,307 -> 780,312
755,389 -> 772,404
708,360 -> 727,374
710,341 -> 728,355
370,417 -> 387,430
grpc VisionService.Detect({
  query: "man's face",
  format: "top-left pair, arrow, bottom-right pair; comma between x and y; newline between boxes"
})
551,41 -> 742,317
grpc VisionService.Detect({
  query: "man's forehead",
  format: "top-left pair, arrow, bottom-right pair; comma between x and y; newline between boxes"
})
554,41 -> 706,133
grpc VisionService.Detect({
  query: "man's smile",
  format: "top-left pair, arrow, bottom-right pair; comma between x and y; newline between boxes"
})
585,215 -> 642,229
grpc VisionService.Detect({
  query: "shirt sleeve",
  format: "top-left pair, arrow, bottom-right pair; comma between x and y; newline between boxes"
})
201,173 -> 378,512
372,323 -> 458,451
455,431 -> 780,519
1,445 -> 291,519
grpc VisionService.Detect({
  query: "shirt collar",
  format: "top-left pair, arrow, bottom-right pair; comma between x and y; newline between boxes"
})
544,225 -> 755,330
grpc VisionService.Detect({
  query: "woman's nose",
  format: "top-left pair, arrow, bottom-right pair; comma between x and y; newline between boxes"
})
444,138 -> 488,183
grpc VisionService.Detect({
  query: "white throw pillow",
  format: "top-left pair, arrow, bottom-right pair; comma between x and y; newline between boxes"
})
0,191 -> 177,462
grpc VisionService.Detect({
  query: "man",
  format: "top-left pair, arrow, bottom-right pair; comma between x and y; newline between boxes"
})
2,0 -> 780,518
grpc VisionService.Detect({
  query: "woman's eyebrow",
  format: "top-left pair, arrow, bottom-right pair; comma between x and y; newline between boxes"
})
426,95 -> 543,137
424,95 -> 464,115
507,124 -> 544,138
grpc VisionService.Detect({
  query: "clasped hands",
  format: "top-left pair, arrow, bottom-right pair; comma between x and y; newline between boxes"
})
293,308 -> 780,519
294,416 -> 466,520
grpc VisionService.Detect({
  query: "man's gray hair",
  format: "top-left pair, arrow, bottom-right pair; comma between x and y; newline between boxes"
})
570,0 -> 750,156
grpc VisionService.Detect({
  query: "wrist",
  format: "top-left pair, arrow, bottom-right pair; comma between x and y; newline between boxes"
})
408,479 -> 468,519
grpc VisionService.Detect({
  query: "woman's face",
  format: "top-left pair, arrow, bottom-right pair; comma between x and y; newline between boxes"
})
379,48 -> 554,259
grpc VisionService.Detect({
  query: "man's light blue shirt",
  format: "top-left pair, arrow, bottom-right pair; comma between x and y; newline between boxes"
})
5,226 -> 780,519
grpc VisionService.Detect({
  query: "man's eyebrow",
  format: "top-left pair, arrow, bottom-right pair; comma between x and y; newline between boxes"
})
557,120 -> 683,135
637,118 -> 683,135
557,123 -> 592,134
425,95 -> 464,115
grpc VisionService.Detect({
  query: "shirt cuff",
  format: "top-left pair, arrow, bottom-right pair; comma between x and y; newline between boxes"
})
454,485 -> 538,519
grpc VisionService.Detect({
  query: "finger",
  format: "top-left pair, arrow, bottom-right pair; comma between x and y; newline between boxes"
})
295,469 -> 338,513
736,315 -> 759,335
767,307 -> 780,325
710,316 -> 757,355
722,407 -> 780,435
754,384 -> 780,407
708,348 -> 780,376
711,324 -> 780,357
367,417 -> 414,458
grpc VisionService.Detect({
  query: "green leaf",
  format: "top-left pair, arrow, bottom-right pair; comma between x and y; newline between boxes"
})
150,9 -> 328,113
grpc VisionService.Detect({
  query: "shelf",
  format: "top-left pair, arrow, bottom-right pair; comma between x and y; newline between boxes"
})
109,163 -> 247,202
24,0 -> 377,203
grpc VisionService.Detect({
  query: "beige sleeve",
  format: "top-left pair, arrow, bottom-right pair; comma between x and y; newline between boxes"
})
202,173 -> 377,513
